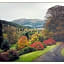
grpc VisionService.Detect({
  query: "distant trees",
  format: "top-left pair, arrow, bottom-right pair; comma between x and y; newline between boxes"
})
2,20 -> 22,44
7,25 -> 17,44
45,5 -> 64,41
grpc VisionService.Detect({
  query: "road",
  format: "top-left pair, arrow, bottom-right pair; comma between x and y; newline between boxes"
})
33,43 -> 64,62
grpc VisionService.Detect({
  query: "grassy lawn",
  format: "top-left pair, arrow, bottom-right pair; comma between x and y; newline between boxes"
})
15,45 -> 56,62
61,48 -> 64,56
10,44 -> 17,49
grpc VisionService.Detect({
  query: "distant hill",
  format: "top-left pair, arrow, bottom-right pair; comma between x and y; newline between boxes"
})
12,19 -> 45,28
1,20 -> 31,29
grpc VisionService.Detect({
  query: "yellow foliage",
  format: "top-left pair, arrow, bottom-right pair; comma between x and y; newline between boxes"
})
29,32 -> 40,44
3,33 -> 8,39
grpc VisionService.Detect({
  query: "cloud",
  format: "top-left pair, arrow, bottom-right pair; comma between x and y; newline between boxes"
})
0,3 -> 64,21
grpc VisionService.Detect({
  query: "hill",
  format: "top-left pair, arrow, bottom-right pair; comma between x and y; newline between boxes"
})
12,19 -> 45,28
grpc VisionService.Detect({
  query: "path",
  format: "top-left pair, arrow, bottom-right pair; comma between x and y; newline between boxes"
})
33,43 -> 64,62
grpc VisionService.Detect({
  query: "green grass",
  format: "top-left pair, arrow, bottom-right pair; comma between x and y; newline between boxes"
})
0,49 -> 3,53
15,45 -> 56,62
61,48 -> 64,56
10,44 -> 17,49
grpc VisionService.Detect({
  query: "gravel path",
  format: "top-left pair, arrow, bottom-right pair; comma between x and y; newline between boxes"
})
33,43 -> 64,62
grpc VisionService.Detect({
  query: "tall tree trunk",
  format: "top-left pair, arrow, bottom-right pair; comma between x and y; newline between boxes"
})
0,20 -> 3,48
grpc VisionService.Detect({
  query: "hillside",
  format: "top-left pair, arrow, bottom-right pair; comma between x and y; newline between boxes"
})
1,20 -> 30,44
12,19 -> 45,28
1,20 -> 30,29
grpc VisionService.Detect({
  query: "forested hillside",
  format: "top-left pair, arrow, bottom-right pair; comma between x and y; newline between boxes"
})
13,19 -> 44,28
1,20 -> 28,44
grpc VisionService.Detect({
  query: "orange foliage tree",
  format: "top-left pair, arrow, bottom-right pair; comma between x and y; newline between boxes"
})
17,36 -> 29,49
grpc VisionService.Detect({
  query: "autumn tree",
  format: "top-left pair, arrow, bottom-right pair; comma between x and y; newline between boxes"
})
45,5 -> 64,41
17,36 -> 29,49
42,29 -> 54,40
29,32 -> 40,44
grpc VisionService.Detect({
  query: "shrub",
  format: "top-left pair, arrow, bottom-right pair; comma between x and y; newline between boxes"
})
30,42 -> 44,50
7,49 -> 19,61
0,49 -> 19,61
29,33 -> 40,44
43,38 -> 56,45
39,36 -> 44,42
17,36 -> 29,49
42,43 -> 46,48
1,39 -> 10,51
43,40 -> 48,45
18,47 -> 36,55
0,52 -> 9,61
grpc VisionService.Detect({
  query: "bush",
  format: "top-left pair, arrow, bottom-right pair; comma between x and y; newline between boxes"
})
7,49 -> 19,61
17,36 -> 29,49
1,39 -> 10,51
29,33 -> 39,44
30,42 -> 44,50
0,52 -> 9,61
39,36 -> 44,42
43,38 -> 56,45
18,47 -> 36,55
0,49 -> 19,61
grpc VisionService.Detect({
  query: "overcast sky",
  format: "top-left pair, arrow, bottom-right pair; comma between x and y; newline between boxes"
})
0,3 -> 64,21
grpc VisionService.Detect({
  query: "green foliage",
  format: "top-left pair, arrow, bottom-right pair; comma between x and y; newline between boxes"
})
1,39 -> 10,51
0,49 -> 3,53
10,44 -> 17,50
18,46 -> 36,55
20,30 -> 37,40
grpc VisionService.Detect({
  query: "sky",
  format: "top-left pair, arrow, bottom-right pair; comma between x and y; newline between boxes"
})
0,3 -> 64,21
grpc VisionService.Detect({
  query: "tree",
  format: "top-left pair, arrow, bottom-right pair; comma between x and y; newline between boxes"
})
0,20 -> 3,48
42,29 -> 54,40
17,36 -> 29,49
45,5 -> 64,41
1,39 -> 10,51
29,32 -> 40,44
